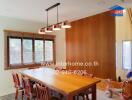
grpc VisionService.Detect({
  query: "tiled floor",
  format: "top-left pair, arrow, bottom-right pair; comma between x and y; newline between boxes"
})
97,90 -> 120,100
0,93 -> 22,100
0,89 -> 120,100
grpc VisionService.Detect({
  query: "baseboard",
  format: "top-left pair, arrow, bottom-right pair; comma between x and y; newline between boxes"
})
0,90 -> 15,97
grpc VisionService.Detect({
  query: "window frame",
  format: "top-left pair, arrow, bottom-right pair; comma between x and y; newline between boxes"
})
4,30 -> 56,70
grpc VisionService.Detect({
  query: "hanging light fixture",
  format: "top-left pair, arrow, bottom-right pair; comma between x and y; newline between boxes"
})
45,10 -> 53,33
53,5 -> 61,31
61,20 -> 71,28
38,3 -> 71,34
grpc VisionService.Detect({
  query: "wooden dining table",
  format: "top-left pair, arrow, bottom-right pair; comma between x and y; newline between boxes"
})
21,67 -> 100,100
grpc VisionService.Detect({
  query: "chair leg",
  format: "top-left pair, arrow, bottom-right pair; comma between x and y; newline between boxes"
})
79,95 -> 85,100
15,89 -> 18,100
22,91 -> 24,100
77,96 -> 79,100
83,95 -> 85,100
86,94 -> 89,100
73,96 -> 76,100
27,97 -> 30,100
84,94 -> 88,100
59,93 -> 64,99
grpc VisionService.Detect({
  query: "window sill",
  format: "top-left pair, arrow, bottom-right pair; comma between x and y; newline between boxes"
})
4,62 -> 55,70
4,63 -> 42,70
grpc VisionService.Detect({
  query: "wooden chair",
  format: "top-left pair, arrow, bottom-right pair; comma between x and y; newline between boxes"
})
105,79 -> 132,100
22,77 -> 36,100
12,73 -> 24,100
35,84 -> 60,100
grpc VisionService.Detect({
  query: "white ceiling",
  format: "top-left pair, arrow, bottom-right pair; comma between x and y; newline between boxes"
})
0,0 -> 132,24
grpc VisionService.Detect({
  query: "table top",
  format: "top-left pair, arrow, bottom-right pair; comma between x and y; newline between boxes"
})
21,68 -> 100,95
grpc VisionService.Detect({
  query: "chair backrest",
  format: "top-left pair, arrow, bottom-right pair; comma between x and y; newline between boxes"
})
104,79 -> 132,97
22,77 -> 32,97
12,73 -> 21,88
35,84 -> 50,100
122,80 -> 132,97
104,79 -> 122,90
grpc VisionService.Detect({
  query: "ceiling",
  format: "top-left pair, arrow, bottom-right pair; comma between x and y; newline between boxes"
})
0,0 -> 132,24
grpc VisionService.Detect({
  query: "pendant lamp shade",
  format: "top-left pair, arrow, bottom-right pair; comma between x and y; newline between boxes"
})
38,28 -> 45,34
45,26 -> 53,33
61,21 -> 71,28
53,23 -> 61,30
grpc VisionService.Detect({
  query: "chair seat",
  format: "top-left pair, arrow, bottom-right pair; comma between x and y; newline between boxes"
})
18,85 -> 24,90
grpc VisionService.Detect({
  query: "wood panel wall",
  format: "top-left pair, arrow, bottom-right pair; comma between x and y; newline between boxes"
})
66,11 -> 116,80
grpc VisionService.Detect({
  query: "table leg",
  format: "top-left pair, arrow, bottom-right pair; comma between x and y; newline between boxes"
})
91,84 -> 96,100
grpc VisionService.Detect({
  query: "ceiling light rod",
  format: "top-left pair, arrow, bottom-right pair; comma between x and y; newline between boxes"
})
46,11 -> 48,27
57,5 -> 59,23
45,3 -> 60,11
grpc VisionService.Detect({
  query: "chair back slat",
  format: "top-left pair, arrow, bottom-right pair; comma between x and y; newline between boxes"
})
35,84 -> 50,100
122,80 -> 132,97
22,77 -> 32,97
12,73 -> 21,88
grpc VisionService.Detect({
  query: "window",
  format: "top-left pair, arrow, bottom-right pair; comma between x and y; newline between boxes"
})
4,30 -> 55,69
122,41 -> 132,70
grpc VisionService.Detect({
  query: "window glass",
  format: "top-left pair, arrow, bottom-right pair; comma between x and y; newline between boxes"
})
35,40 -> 44,62
23,39 -> 33,64
45,40 -> 53,61
9,38 -> 21,65
122,41 -> 132,70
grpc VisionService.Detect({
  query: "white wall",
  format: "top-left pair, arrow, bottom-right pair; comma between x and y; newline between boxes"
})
0,16 -> 66,96
116,10 -> 132,80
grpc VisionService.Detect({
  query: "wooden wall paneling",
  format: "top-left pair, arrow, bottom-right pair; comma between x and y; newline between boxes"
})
100,12 -> 116,80
88,16 -> 102,77
66,11 -> 116,80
